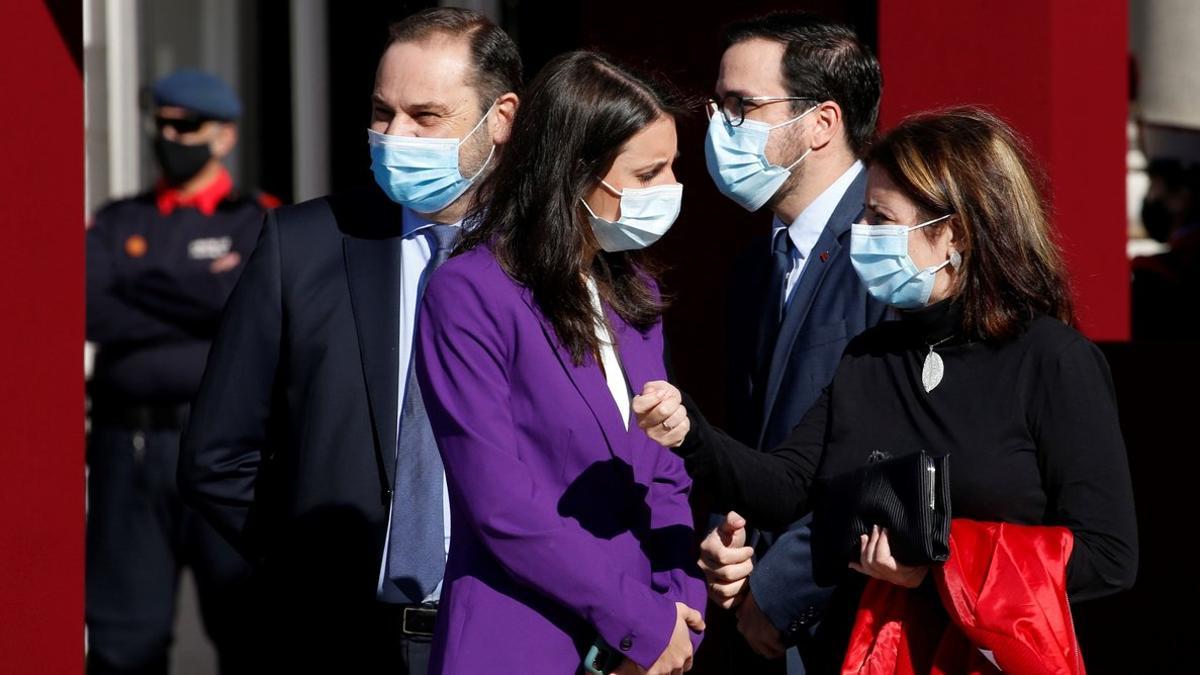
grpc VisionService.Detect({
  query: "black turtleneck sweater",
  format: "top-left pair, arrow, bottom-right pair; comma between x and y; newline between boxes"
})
679,300 -> 1137,665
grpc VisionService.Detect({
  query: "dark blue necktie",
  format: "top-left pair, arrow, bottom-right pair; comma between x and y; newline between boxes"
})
755,228 -> 794,372
769,228 -> 794,320
384,224 -> 458,603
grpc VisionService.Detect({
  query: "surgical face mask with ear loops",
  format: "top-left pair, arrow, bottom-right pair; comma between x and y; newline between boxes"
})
580,179 -> 683,252
849,213 -> 960,309
368,102 -> 497,213
704,102 -> 818,212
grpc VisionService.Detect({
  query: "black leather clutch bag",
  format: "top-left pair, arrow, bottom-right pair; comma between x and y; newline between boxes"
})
811,450 -> 951,586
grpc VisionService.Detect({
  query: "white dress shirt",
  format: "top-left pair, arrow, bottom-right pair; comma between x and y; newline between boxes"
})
773,160 -> 864,307
377,207 -> 460,604
586,278 -> 631,430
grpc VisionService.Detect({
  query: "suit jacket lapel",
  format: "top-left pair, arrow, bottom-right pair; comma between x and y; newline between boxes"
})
520,291 -> 632,467
344,235 -> 403,493
757,169 -> 867,448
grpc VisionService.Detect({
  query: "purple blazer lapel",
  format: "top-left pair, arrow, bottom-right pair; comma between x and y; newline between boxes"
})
608,307 -> 659,484
607,305 -> 656,393
519,291 -> 632,467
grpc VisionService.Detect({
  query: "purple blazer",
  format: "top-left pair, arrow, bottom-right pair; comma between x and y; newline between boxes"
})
415,246 -> 706,673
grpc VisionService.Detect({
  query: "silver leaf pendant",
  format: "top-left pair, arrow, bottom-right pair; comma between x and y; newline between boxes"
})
921,349 -> 944,393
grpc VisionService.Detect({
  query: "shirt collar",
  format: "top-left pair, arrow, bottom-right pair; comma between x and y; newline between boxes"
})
155,167 -> 233,217
773,160 -> 864,259
401,207 -> 463,238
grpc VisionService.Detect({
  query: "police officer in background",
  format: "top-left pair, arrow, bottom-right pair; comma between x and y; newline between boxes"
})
85,69 -> 275,675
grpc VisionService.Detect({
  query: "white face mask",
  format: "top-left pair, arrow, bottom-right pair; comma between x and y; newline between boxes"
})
704,102 -> 818,212
580,179 -> 683,252
367,102 -> 497,213
849,214 -> 956,309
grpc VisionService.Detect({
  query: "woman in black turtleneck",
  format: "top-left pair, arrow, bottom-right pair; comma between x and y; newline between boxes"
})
635,107 -> 1137,672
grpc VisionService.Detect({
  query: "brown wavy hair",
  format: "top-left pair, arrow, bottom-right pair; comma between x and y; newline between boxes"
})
867,106 -> 1074,340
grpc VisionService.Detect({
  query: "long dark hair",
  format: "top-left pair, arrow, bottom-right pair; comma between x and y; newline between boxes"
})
867,106 -> 1074,339
457,51 -> 686,364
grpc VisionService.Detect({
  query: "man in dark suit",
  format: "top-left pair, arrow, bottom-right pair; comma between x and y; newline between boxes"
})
177,8 -> 520,672
695,12 -> 886,675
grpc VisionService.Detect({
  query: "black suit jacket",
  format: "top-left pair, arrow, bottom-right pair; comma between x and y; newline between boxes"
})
179,185 -> 411,608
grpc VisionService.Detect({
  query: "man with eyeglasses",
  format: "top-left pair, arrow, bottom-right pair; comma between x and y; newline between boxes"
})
690,12 -> 886,675
85,69 -> 274,674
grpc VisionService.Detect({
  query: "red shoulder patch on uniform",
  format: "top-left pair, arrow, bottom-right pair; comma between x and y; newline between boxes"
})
256,192 -> 283,210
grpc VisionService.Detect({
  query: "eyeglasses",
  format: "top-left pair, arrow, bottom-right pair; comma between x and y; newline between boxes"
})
708,94 -> 820,127
152,115 -> 212,135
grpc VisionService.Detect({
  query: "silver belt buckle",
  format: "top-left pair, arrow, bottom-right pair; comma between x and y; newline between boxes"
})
401,606 -> 437,637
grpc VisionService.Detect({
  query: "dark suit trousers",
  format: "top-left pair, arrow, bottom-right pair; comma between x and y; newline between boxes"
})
255,578 -> 432,674
85,425 -> 257,675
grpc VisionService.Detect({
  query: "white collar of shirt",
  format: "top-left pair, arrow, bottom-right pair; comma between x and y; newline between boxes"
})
772,159 -> 864,258
401,206 -> 463,239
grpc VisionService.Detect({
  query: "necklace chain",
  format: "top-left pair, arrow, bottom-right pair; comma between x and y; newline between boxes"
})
925,334 -> 955,350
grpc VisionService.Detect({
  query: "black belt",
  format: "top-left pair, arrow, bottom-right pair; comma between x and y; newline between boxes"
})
376,601 -> 439,638
91,403 -> 190,431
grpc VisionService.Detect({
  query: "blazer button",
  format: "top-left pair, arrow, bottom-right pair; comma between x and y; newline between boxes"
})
620,636 -> 633,652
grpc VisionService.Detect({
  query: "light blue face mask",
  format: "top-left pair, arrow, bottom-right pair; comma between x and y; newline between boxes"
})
849,214 -> 956,309
580,180 -> 683,252
704,102 -> 818,212
367,102 -> 496,213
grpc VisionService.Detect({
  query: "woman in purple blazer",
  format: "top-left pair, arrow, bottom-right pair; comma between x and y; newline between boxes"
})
415,51 -> 706,674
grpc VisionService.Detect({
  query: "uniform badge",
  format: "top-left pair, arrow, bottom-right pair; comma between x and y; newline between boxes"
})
124,235 -> 148,258
188,237 -> 233,260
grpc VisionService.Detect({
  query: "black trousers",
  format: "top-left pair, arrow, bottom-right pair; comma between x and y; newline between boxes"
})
85,424 -> 257,675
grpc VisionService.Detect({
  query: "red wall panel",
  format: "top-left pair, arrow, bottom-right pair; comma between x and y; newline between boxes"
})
0,1 -> 84,672
878,0 -> 1129,340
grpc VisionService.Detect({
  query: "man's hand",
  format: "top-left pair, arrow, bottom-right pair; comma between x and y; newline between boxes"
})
698,512 -> 755,609
735,589 -> 785,659
633,381 -> 690,448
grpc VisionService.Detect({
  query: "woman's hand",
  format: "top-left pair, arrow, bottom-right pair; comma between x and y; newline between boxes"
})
643,602 -> 705,674
609,602 -> 704,674
609,658 -> 640,674
633,381 -> 690,448
848,525 -> 930,589
697,512 -> 755,609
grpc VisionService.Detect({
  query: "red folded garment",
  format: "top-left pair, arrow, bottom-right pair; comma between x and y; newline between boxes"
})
841,519 -> 1083,675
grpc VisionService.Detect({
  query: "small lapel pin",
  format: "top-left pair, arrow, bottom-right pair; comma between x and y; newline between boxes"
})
819,251 -> 830,263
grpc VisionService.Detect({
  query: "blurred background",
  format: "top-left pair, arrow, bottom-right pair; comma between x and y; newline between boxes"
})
81,0 -> 1200,346
1,0 -> 1195,673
